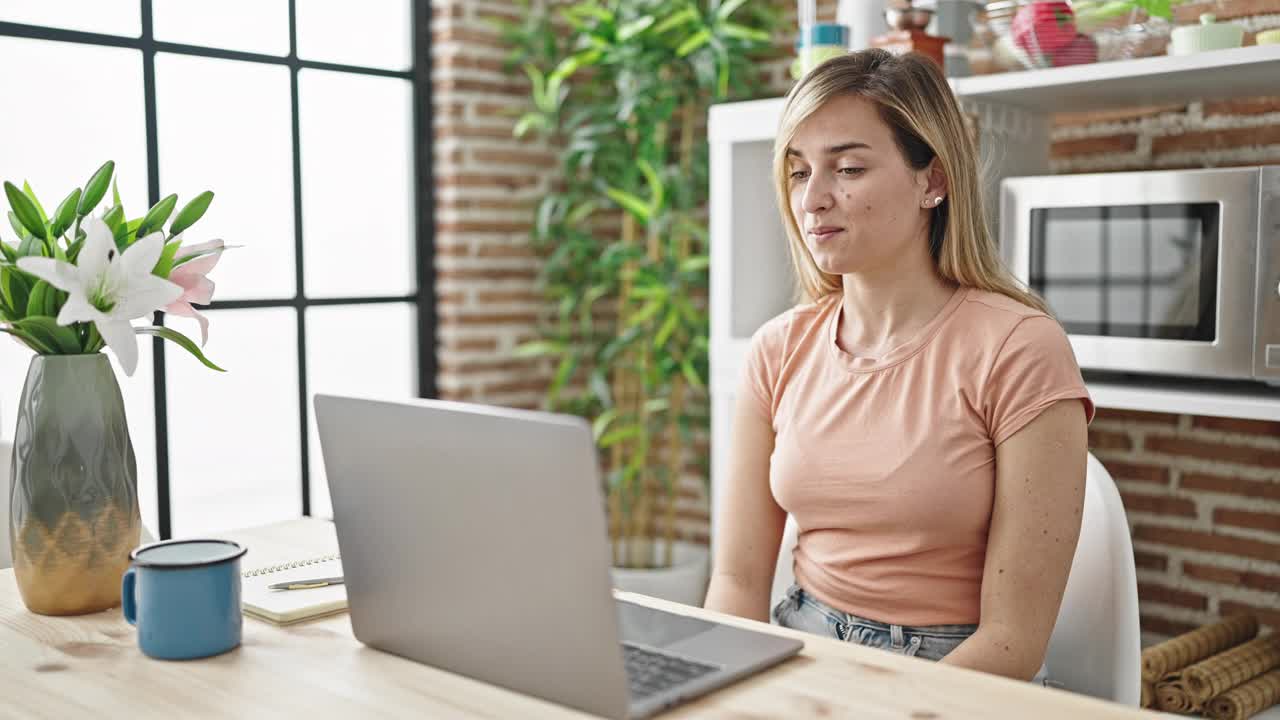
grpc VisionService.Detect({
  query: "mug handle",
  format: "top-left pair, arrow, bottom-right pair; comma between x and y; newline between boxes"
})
121,567 -> 137,626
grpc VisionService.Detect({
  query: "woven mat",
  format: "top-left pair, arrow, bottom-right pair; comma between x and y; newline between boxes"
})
1144,615 -> 1260,682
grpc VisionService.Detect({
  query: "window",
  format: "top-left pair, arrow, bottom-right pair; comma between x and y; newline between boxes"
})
0,1 -> 434,538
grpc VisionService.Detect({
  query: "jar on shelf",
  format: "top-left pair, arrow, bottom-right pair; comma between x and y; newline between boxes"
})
791,23 -> 851,80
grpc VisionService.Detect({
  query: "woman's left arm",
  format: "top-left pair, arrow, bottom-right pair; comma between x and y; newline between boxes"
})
939,398 -> 1089,680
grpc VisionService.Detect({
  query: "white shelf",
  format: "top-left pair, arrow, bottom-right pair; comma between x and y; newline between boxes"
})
1087,378 -> 1280,422
949,44 -> 1280,114
707,46 -> 1280,136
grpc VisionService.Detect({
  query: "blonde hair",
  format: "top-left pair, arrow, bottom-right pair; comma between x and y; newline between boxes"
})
773,49 -> 1049,314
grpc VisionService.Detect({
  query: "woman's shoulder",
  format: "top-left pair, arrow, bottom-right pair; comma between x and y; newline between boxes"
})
750,293 -> 837,349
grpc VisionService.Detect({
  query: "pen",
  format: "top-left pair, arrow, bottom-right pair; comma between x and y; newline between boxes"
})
267,576 -> 345,591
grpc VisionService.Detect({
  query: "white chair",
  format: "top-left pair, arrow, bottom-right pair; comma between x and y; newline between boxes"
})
769,452 -> 1141,706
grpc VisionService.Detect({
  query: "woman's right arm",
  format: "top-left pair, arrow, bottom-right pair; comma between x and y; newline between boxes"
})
702,383 -> 785,623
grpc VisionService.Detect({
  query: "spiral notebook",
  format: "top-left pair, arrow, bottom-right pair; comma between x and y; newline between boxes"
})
240,553 -> 347,626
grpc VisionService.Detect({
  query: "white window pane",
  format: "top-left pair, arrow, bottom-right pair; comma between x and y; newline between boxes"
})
0,0 -> 139,36
305,303 -> 416,518
153,0 -> 290,56
156,53 -> 295,300
299,70 -> 414,298
0,38 -> 148,221
0,341 -> 158,539
166,308 -> 300,537
296,0 -> 411,71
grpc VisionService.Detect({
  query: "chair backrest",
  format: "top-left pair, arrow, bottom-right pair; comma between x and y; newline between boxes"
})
769,452 -> 1141,705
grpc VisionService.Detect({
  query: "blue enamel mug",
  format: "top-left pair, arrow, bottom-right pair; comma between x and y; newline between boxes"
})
121,539 -> 248,660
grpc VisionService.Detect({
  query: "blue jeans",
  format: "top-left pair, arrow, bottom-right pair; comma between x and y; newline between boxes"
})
772,584 -> 1051,684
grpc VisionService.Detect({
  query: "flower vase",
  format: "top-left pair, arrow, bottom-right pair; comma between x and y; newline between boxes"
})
9,354 -> 141,615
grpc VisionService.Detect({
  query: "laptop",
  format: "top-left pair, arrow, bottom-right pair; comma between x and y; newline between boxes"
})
313,394 -> 803,719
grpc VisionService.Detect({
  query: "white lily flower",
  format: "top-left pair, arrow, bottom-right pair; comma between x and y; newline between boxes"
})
17,215 -> 183,376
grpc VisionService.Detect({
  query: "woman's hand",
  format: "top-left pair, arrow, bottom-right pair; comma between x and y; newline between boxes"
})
939,398 -> 1088,680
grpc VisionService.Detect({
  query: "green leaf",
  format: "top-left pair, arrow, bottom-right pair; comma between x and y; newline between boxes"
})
600,425 -> 641,448
168,190 -> 214,236
548,353 -> 578,398
49,188 -> 82,238
676,28 -> 711,56
102,204 -> 126,247
654,307 -> 680,349
5,182 -> 47,239
513,340 -> 564,358
135,193 -> 177,239
715,0 -> 751,22
9,211 -> 31,240
680,358 -> 705,389
630,297 -> 664,325
21,182 -> 48,223
616,15 -> 655,41
16,234 -> 43,258
637,158 -> 664,214
0,241 -> 16,263
135,326 -> 226,371
0,326 -> 54,354
679,255 -> 710,273
25,280 -> 60,318
78,161 -> 115,216
66,236 -> 85,263
13,316 -> 80,354
591,408 -> 618,442
653,6 -> 698,34
112,178 -> 121,209
513,112 -> 548,138
604,187 -> 651,221
565,200 -> 596,227
1,265 -> 32,314
153,238 -> 183,278
718,21 -> 770,43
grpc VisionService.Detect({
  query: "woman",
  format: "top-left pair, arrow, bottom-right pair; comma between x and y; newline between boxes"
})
702,49 -> 1093,683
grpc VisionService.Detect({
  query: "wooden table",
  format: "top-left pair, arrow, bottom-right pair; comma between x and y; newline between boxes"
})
0,518 -> 1170,719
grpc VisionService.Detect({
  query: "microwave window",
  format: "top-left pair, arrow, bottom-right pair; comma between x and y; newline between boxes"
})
1028,203 -> 1219,341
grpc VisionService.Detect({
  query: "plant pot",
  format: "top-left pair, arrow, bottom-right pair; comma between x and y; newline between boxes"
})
609,541 -> 710,607
9,354 -> 141,615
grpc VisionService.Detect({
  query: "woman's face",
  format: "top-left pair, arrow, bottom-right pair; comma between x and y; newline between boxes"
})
785,95 -> 939,277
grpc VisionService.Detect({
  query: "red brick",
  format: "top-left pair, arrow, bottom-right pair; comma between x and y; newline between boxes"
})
1191,416 -> 1280,438
482,378 -> 550,395
473,5 -> 526,24
435,268 -> 538,281
433,243 -> 471,257
434,54 -> 509,74
1049,134 -> 1139,159
1180,473 -> 1280,501
435,77 -> 526,96
472,149 -> 558,167
1089,429 -> 1134,451
431,3 -> 464,20
1094,408 -> 1181,426
1174,0 -> 1280,23
1102,460 -> 1171,486
1138,581 -> 1208,610
438,221 -> 531,234
1140,614 -> 1201,638
436,290 -> 465,306
476,243 -> 536,259
440,311 -> 540,326
1219,601 -> 1280,631
442,337 -> 498,353
435,173 -> 540,191
1053,104 -> 1186,128
1203,97 -> 1280,118
1152,125 -> 1280,156
440,358 -> 541,375
1133,525 -> 1280,563
437,197 -> 535,212
1120,492 -> 1198,518
433,26 -> 507,49
1134,550 -> 1169,571
476,290 -> 545,304
434,125 -> 520,142
1213,508 -> 1280,534
1144,436 -> 1280,469
1182,562 -> 1280,593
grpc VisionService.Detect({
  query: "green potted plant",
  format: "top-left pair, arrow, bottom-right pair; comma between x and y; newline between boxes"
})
1,161 -> 226,615
498,0 -> 777,603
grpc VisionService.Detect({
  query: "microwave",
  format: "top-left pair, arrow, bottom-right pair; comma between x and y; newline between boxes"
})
1001,165 -> 1280,385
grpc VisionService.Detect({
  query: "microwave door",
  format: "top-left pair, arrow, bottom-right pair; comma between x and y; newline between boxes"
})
1003,167 -> 1261,381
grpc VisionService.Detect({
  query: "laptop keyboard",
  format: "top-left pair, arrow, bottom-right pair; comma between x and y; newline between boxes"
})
622,642 -> 720,700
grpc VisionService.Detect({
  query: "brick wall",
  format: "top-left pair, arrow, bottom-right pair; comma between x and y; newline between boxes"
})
430,0 -> 1278,639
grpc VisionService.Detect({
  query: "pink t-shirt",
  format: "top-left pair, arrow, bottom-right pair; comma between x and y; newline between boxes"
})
744,286 -> 1094,626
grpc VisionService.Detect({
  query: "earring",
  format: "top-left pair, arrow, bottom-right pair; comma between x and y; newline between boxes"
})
933,196 -> 944,206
